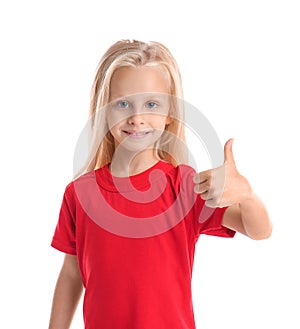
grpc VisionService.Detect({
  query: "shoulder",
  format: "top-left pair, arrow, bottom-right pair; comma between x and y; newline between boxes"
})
165,162 -> 196,181
64,170 -> 98,198
162,162 -> 196,195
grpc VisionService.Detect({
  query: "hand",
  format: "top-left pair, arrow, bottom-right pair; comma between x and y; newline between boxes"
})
193,139 -> 253,208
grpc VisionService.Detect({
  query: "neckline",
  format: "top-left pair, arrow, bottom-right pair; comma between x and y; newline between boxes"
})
95,160 -> 174,192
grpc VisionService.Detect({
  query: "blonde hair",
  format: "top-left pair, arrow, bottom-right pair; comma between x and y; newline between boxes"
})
75,39 -> 188,178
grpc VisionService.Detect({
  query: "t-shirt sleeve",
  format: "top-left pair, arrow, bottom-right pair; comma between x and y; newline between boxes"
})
51,183 -> 77,255
177,164 -> 235,240
193,194 -> 236,239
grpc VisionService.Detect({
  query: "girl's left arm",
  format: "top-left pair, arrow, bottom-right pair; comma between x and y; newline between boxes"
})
193,139 -> 272,240
222,193 -> 272,240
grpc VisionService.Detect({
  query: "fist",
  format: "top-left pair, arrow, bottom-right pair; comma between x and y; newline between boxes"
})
193,139 -> 252,208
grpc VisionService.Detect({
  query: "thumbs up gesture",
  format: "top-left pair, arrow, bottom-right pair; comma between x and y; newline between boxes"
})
193,139 -> 252,208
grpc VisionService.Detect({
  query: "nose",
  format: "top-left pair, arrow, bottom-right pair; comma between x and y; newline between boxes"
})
128,114 -> 145,125
127,107 -> 145,125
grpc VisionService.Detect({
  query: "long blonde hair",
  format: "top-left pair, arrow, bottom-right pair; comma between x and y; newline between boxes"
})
75,39 -> 188,178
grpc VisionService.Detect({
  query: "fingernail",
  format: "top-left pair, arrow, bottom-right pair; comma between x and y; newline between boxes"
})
193,174 -> 199,184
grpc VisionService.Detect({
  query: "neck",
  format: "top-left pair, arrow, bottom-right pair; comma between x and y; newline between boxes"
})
109,147 -> 160,177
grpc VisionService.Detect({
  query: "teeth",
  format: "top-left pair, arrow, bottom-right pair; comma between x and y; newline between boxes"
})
126,131 -> 148,136
132,132 -> 145,136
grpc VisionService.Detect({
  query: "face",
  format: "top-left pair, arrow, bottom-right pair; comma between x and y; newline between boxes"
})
107,66 -> 172,152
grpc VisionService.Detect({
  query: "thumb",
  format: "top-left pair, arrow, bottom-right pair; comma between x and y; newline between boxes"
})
224,138 -> 235,164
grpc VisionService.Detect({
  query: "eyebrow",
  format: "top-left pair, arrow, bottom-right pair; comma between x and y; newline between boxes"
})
111,93 -> 168,100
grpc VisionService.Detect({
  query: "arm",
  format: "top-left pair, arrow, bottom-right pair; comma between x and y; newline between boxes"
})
194,139 -> 272,240
222,191 -> 272,240
49,254 -> 84,329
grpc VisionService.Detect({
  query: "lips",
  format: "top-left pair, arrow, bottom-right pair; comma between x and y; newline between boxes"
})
122,130 -> 151,137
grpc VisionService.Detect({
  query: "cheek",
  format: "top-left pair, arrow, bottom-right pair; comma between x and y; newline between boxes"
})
108,124 -> 122,146
106,111 -> 126,131
152,115 -> 170,129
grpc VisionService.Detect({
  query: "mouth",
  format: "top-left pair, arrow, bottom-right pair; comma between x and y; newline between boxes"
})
122,130 -> 152,138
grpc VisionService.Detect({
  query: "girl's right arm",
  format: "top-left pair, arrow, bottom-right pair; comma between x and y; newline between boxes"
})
48,254 -> 84,329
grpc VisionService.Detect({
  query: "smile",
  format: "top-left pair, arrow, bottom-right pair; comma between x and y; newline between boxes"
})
122,130 -> 152,138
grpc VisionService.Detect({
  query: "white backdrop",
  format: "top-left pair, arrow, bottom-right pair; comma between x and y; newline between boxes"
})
1,0 -> 299,328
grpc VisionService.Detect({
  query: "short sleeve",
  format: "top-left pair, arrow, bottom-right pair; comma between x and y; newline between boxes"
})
51,183 -> 77,255
176,164 -> 235,240
193,194 -> 236,239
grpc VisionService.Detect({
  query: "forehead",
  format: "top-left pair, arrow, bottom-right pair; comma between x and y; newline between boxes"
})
109,66 -> 169,100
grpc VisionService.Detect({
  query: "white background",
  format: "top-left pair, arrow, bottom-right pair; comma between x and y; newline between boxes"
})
1,0 -> 299,328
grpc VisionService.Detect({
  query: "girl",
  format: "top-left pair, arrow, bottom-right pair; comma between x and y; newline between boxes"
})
49,40 -> 272,329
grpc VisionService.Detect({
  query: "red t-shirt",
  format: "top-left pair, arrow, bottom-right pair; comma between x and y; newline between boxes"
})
51,161 -> 235,329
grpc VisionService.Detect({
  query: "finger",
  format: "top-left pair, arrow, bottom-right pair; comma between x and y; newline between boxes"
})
224,138 -> 235,165
204,189 -> 221,207
199,191 -> 209,200
193,170 -> 211,184
194,181 -> 211,194
199,192 -> 219,208
205,197 -> 219,208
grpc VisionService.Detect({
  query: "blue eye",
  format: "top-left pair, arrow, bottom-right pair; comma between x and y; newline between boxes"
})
117,100 -> 130,108
146,101 -> 158,109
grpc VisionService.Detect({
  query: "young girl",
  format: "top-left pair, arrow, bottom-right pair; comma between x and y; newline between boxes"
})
49,40 -> 272,329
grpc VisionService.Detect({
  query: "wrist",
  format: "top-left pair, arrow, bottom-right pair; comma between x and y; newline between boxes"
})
239,176 -> 255,205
